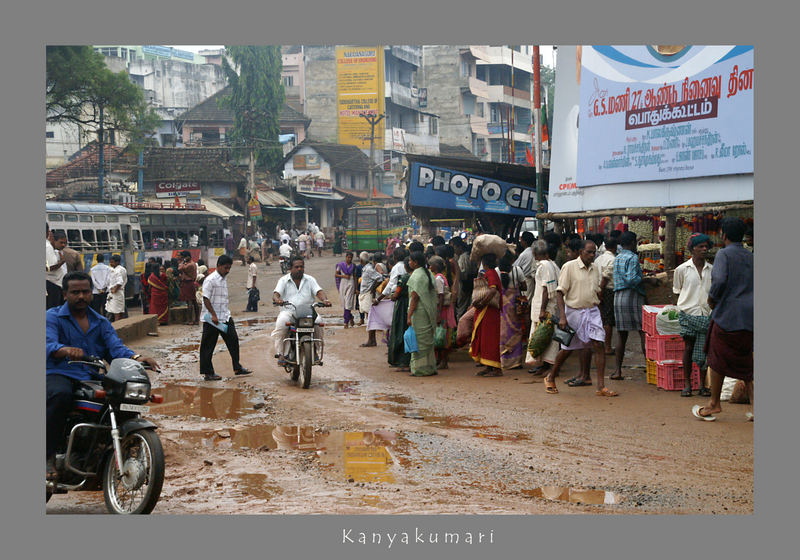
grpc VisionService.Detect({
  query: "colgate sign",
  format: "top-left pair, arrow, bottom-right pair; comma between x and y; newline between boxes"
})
155,181 -> 201,198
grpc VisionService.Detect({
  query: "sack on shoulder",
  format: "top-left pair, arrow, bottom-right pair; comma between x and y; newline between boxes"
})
471,274 -> 490,308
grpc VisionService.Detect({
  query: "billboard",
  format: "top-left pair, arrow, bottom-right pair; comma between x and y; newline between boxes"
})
548,46 -> 754,214
336,46 -> 385,148
297,177 -> 333,195
155,181 -> 201,198
409,162 -> 537,217
576,46 -> 753,186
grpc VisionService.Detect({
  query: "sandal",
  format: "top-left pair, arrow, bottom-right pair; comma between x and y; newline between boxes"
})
359,342 -> 377,347
681,386 -> 693,397
745,412 -> 754,422
596,387 -> 619,397
567,378 -> 592,387
692,404 -> 717,421
698,387 -> 712,397
544,379 -> 558,394
609,373 -> 625,380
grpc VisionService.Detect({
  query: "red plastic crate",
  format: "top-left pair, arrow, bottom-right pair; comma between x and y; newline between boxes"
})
645,334 -> 684,362
642,305 -> 666,336
656,361 -> 701,390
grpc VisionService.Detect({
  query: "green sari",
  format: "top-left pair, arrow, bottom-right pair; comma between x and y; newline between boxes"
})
388,273 -> 411,367
407,267 -> 438,376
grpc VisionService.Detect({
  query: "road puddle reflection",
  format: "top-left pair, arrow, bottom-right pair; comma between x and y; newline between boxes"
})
149,384 -> 255,419
522,486 -> 622,505
234,474 -> 283,501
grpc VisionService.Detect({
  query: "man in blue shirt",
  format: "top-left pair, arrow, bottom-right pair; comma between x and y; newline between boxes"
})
46,271 -> 159,477
611,231 -> 656,380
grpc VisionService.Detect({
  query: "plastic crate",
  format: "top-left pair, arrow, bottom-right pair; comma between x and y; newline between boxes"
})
642,305 -> 666,336
645,359 -> 657,385
645,334 -> 684,362
656,361 -> 701,391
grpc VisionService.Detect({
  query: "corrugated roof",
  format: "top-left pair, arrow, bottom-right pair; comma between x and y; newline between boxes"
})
132,147 -> 246,183
439,143 -> 480,160
179,87 -> 311,124
277,141 -> 371,174
46,143 -> 132,188
256,189 -> 294,207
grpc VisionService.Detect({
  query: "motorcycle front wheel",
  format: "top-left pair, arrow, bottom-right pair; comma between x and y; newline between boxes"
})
301,340 -> 313,389
103,429 -> 165,514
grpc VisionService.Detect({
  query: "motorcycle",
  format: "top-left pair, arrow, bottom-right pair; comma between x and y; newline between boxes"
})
46,356 -> 165,514
275,301 -> 329,389
279,256 -> 289,275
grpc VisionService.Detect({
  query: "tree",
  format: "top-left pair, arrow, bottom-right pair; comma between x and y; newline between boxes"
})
219,46 -> 285,169
46,46 -> 159,148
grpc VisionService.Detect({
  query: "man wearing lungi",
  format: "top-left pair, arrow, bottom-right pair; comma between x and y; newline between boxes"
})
692,218 -> 753,422
544,240 -> 618,397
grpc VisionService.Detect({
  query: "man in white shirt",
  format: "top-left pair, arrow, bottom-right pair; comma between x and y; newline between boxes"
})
104,254 -> 127,322
245,256 -> 259,312
46,231 -> 68,309
271,256 -> 331,365
89,253 -> 111,315
237,235 -> 247,266
673,233 -> 713,397
378,247 -> 409,301
593,236 -> 618,355
279,239 -> 292,260
199,254 -> 252,381
513,231 -> 536,298
189,233 -> 199,248
314,230 -> 325,257
280,229 -> 291,245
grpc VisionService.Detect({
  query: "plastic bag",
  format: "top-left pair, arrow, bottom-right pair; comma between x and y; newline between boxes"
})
654,304 -> 682,335
403,325 -> 419,353
528,317 -> 555,358
456,307 -> 476,347
434,324 -> 447,349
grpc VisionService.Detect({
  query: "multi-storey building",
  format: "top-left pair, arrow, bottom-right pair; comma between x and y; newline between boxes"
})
422,45 -> 536,163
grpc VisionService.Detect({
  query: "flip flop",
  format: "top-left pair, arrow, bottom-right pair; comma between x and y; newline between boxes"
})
564,376 -> 580,384
609,374 -> 625,380
567,378 -> 592,387
692,404 -> 717,421
544,379 -> 558,394
680,386 -> 693,397
596,387 -> 619,397
745,412 -> 754,422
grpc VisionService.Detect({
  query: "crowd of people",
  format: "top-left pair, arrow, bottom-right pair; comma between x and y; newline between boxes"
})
327,218 -> 753,418
224,222 -> 326,268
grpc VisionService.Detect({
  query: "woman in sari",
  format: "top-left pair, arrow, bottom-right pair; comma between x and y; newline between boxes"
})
406,251 -> 438,377
470,252 -> 503,376
429,256 -> 457,370
335,252 -> 356,327
498,251 -> 527,371
387,259 -> 411,371
165,266 -> 180,309
148,265 -> 170,325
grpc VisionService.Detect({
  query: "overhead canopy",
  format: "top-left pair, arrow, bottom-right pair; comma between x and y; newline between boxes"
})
201,197 -> 243,218
297,191 -> 345,201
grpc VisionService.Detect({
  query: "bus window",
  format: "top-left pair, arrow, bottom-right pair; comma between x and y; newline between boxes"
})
96,229 -> 109,250
151,215 -> 163,226
65,214 -> 78,223
67,229 -> 81,246
106,215 -> 119,223
177,214 -> 189,225
164,215 -> 177,226
82,229 -> 96,250
133,230 -> 142,243
49,214 -> 63,222
139,215 -> 150,225
93,215 -> 106,223
122,227 -> 130,247
129,216 -> 139,223
177,231 -> 188,248
79,215 -> 93,223
109,229 -> 122,249
356,210 -> 377,229
142,231 -> 152,249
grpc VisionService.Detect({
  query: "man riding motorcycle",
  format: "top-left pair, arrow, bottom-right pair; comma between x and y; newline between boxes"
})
46,271 -> 159,480
271,256 -> 331,365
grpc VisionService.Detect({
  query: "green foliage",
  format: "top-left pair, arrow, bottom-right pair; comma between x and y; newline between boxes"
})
46,46 -> 159,148
219,46 -> 285,169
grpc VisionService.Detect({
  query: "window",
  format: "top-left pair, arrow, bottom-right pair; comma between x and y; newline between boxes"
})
65,214 -> 78,223
49,214 -> 63,222
82,229 -> 96,247
476,103 -> 484,117
350,175 -> 355,189
46,131 -> 55,139
164,215 -> 177,225
106,215 -> 118,223
96,229 -> 109,249
79,215 -> 92,222
150,215 -> 164,225
129,216 -> 138,223
429,117 -> 438,135
461,60 -> 470,77
477,138 -> 486,154
490,105 -> 499,123
132,230 -> 141,242
336,172 -> 341,186
67,229 -> 81,245
93,215 -> 106,222
283,75 -> 294,87
109,229 -> 122,249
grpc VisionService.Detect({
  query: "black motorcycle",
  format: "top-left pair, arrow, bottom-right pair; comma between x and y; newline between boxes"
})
279,256 -> 289,275
46,356 -> 165,514
275,301 -> 329,389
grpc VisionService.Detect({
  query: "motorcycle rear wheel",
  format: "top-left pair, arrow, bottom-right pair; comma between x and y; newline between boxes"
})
103,429 -> 164,514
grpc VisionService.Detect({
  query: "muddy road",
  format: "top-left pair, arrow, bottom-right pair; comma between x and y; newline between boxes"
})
47,253 -> 753,514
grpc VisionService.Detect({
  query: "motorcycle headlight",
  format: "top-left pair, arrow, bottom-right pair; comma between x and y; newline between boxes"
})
124,382 -> 150,401
298,317 -> 314,328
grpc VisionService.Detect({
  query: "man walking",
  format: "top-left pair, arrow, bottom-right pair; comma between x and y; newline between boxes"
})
89,254 -> 111,315
543,240 -> 617,397
245,255 -> 259,312
513,231 -> 536,298
594,236 -> 618,355
199,254 -> 253,381
674,233 -> 713,397
104,254 -> 127,322
692,218 -> 753,421
46,231 -> 68,309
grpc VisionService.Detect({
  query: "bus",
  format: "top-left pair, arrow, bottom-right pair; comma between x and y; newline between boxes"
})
346,204 -> 409,252
124,202 -> 227,267
46,202 -> 145,300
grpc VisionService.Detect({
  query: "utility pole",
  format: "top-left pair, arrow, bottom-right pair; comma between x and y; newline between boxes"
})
361,113 -> 385,202
249,145 -> 256,234
98,104 -> 104,203
532,46 -> 544,236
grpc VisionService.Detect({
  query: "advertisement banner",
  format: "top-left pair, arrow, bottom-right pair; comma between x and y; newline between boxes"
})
576,46 -> 753,186
409,162 -> 537,217
336,46 -> 385,148
155,181 -> 201,198
292,154 -> 321,170
297,177 -> 333,195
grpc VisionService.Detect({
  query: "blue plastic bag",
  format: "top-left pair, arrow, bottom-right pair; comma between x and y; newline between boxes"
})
403,325 -> 419,353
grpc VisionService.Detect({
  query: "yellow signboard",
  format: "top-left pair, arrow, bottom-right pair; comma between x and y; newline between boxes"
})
336,46 -> 385,148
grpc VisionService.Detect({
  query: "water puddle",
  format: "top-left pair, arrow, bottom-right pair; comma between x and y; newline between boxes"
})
149,384 -> 256,419
169,343 -> 200,353
171,425 -> 406,483
522,486 -> 622,505
321,381 -> 362,395
473,432 -> 529,441
234,474 -> 283,501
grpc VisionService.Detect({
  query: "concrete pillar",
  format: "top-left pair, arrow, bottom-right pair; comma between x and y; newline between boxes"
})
664,214 -> 677,270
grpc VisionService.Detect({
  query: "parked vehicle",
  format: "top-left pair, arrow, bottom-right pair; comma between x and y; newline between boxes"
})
46,356 -> 165,514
